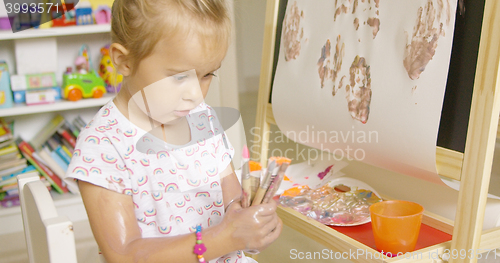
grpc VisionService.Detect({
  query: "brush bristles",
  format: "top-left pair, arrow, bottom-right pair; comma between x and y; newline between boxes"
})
249,161 -> 262,172
269,156 -> 292,165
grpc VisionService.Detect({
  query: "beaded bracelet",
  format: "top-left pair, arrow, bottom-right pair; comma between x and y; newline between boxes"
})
193,225 -> 207,263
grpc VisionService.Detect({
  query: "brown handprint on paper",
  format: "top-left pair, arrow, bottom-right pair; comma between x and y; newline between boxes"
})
403,0 -> 450,80
346,56 -> 372,124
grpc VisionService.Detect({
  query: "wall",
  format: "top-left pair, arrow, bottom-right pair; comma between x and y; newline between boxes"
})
234,0 -> 267,94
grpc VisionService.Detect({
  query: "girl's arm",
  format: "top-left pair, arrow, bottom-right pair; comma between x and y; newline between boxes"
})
79,180 -> 281,263
219,162 -> 242,210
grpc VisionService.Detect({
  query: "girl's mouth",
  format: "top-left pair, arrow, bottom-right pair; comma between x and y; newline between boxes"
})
174,110 -> 191,117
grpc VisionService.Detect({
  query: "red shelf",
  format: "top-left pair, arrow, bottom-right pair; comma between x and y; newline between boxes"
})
329,222 -> 452,252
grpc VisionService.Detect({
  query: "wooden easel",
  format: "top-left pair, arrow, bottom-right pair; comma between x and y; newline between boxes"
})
253,0 -> 500,262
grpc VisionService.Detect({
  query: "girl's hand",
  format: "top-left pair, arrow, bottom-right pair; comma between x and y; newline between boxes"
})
222,199 -> 283,252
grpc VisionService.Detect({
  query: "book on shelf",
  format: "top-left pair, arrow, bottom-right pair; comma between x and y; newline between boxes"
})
58,123 -> 77,148
0,168 -> 47,208
59,132 -> 75,154
0,153 -> 22,164
0,143 -> 18,156
44,142 -> 69,171
0,138 -> 15,149
37,146 -> 66,179
73,116 -> 87,133
48,134 -> 72,164
0,165 -> 36,189
16,138 -> 69,194
0,166 -> 37,208
0,115 -> 88,195
30,114 -> 65,151
0,130 -> 28,185
0,163 -> 28,179
61,143 -> 74,158
65,120 -> 81,138
0,158 -> 26,171
0,118 -> 13,143
38,147 -> 78,193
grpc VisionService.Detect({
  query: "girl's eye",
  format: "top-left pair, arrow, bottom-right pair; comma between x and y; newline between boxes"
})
174,75 -> 187,81
204,73 -> 217,78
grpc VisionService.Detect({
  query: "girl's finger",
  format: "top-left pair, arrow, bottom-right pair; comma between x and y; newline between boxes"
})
250,201 -> 277,216
265,217 -> 283,241
261,215 -> 279,234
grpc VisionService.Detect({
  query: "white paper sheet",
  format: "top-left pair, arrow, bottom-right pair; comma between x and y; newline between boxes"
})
272,0 -> 458,184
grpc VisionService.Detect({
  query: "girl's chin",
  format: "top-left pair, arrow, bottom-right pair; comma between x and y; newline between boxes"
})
157,115 -> 186,125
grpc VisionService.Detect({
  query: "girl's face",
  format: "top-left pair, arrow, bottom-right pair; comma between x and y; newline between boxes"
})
126,33 -> 226,126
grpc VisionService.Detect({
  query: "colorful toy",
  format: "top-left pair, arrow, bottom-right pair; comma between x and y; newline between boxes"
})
0,4 -> 8,30
0,17 -> 10,30
10,72 -> 61,104
76,1 -> 94,25
50,2 -> 77,27
0,5 -> 15,30
75,56 -> 90,74
25,89 -> 57,105
63,45 -> 106,101
99,45 -> 123,93
0,61 -> 14,109
94,5 -> 111,24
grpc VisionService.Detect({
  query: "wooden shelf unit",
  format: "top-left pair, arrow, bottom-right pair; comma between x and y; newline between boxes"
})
0,24 -> 111,41
0,22 -> 112,139
0,23 -> 113,236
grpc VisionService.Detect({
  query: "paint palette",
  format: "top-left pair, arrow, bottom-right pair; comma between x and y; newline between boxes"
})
280,177 -> 382,226
276,157 -> 348,195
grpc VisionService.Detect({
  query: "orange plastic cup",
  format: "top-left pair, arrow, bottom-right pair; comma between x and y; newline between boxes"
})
369,200 -> 424,255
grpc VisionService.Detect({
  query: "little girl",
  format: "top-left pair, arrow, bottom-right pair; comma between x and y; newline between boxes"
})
65,0 -> 282,262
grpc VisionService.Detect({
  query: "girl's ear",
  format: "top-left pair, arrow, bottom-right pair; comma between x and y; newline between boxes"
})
110,43 -> 132,77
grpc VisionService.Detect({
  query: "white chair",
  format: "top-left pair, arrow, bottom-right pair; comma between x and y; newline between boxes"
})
17,172 -> 78,263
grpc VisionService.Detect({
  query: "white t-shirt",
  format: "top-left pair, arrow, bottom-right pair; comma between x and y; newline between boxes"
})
66,100 -> 254,263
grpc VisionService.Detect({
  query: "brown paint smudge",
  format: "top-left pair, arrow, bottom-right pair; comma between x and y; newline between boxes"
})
346,56 -> 372,124
317,36 -> 345,89
367,17 -> 380,38
284,1 -> 305,61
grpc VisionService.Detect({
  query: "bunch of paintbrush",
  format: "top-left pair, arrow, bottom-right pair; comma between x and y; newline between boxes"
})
240,145 -> 264,207
240,146 -> 291,207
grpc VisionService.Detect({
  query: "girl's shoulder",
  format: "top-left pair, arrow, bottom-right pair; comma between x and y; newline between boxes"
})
78,100 -> 132,139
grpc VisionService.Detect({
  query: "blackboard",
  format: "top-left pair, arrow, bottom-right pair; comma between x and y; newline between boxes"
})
268,0 -> 485,153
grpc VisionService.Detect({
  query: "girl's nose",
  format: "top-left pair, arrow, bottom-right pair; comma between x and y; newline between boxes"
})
182,74 -> 203,102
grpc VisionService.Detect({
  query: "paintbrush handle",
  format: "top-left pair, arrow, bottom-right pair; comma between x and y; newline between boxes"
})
240,159 -> 251,208
249,174 -> 260,204
241,177 -> 252,208
251,187 -> 267,206
263,162 -> 290,203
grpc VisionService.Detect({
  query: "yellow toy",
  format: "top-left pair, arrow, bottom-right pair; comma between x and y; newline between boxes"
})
99,45 -> 123,93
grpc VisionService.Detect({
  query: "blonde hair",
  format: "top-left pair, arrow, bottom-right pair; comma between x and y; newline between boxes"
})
111,0 -> 231,73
